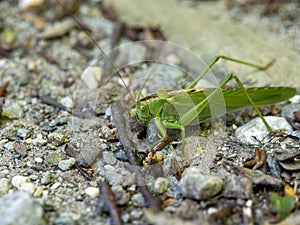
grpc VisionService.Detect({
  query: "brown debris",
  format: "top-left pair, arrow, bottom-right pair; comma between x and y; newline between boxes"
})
244,147 -> 267,172
100,4 -> 118,21
97,181 -> 123,225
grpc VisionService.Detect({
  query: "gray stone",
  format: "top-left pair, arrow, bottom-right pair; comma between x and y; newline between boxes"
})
17,128 -> 31,139
58,158 -> 76,171
47,132 -> 66,147
4,141 -> 15,151
102,151 -> 117,165
154,177 -> 168,194
104,165 -> 124,186
111,185 -> 130,205
179,167 -> 223,200
281,103 -> 300,120
11,175 -> 30,189
40,172 -> 52,185
2,101 -> 24,119
60,96 -> 74,108
131,193 -> 145,207
0,192 -> 45,225
235,116 -> 292,145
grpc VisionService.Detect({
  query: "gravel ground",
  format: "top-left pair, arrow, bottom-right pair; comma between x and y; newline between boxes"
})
0,1 -> 300,225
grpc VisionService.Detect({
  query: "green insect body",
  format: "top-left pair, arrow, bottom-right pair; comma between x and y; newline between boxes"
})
131,56 -> 297,154
135,87 -> 296,128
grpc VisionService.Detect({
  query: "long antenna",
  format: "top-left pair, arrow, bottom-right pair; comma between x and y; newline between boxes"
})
59,3 -> 135,102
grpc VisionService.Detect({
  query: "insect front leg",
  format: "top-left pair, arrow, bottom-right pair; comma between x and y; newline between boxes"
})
152,117 -> 186,158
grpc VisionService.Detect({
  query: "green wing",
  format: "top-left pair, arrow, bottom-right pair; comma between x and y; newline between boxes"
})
164,87 -> 296,124
221,87 -> 296,111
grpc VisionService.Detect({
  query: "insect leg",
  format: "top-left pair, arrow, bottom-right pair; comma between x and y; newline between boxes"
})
153,117 -> 187,157
187,55 -> 275,89
231,74 -> 272,131
180,73 -> 272,131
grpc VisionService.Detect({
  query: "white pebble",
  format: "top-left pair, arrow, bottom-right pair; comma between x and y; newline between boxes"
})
20,182 -> 36,194
35,157 -> 43,164
60,96 -> 74,109
50,182 -> 60,190
154,177 -> 168,194
85,187 -> 100,198
11,175 -> 30,189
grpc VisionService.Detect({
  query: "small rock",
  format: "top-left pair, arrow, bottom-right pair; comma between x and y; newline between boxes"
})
34,187 -> 44,197
130,209 -> 143,219
0,178 -> 10,195
81,66 -> 102,89
34,134 -> 47,146
41,172 -> 52,185
60,96 -> 74,109
179,167 -> 223,200
20,182 -> 36,194
85,187 -> 99,198
154,177 -> 168,194
104,166 -> 124,186
111,185 -> 130,205
2,101 -> 24,119
0,192 -> 46,225
288,95 -> 300,104
45,153 -> 62,166
35,157 -> 43,164
223,175 -> 252,199
11,175 -> 30,189
50,182 -> 60,190
102,151 -> 117,165
131,193 -> 145,207
47,132 -> 66,147
235,116 -> 292,145
4,141 -> 15,151
29,174 -> 39,181
281,103 -> 300,120
17,128 -> 31,139
58,158 -> 76,171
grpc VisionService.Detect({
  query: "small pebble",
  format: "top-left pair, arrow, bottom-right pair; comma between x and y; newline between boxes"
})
4,141 -> 15,151
85,187 -> 99,198
35,157 -> 43,164
281,103 -> 300,120
50,182 -> 60,190
179,167 -> 223,200
111,185 -> 130,205
289,95 -> 300,104
47,132 -> 66,147
60,96 -> 74,108
131,193 -> 145,207
17,128 -> 31,139
102,151 -> 117,165
34,186 -> 44,197
154,177 -> 168,194
34,134 -> 47,146
41,171 -> 52,185
20,182 -> 36,194
29,174 -> 39,181
58,158 -> 76,171
0,178 -> 10,195
81,66 -> 102,89
2,101 -> 24,119
11,175 -> 30,189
